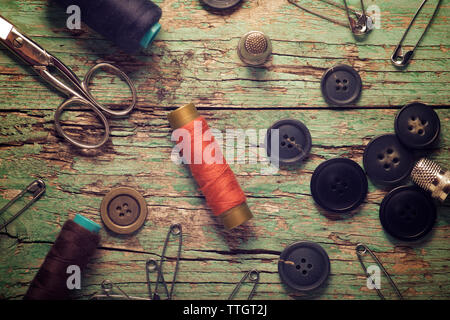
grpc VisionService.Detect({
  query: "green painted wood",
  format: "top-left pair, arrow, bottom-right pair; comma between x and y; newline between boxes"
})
0,0 -> 449,300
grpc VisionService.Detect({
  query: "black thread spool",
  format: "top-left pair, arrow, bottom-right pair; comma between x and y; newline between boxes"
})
24,214 -> 100,300
55,0 -> 162,53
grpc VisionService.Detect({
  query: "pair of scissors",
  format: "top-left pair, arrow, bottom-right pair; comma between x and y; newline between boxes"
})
0,15 -> 137,149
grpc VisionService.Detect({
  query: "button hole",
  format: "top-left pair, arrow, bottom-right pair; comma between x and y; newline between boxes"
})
387,148 -> 393,154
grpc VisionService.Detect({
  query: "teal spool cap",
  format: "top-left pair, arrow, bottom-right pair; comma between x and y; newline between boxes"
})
140,22 -> 161,49
73,214 -> 101,234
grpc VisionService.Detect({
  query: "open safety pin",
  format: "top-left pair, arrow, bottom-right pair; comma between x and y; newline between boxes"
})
356,243 -> 403,300
90,280 -> 151,300
146,224 -> 183,300
0,179 -> 46,230
288,0 -> 373,35
228,269 -> 260,300
391,0 -> 441,67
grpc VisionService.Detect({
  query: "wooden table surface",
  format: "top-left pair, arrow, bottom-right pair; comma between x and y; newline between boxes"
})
0,0 -> 449,300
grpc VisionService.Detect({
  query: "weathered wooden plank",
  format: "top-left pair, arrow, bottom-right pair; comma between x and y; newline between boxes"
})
1,108 -> 449,299
0,1 -> 449,110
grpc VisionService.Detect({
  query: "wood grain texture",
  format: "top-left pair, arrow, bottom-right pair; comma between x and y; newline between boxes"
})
0,0 -> 449,300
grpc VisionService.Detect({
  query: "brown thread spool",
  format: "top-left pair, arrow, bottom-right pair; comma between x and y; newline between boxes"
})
24,214 -> 100,300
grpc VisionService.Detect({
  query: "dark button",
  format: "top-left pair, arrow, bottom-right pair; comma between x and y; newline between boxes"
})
380,186 -> 436,241
310,158 -> 368,214
394,102 -> 440,149
100,187 -> 148,234
201,0 -> 242,10
266,119 -> 312,166
363,134 -> 415,187
320,64 -> 362,106
278,241 -> 330,292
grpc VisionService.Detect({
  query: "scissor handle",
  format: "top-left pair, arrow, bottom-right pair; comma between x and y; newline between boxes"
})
82,63 -> 137,118
54,97 -> 110,149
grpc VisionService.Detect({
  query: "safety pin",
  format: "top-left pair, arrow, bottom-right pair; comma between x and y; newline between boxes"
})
228,269 -> 260,300
146,224 -> 183,300
288,0 -> 373,35
356,243 -> 403,300
391,0 -> 442,67
0,179 -> 46,230
90,280 -> 150,300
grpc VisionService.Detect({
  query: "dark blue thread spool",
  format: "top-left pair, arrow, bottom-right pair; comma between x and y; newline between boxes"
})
55,0 -> 162,53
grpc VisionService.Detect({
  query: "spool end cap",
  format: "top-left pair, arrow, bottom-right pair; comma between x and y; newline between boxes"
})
168,103 -> 200,129
220,203 -> 253,230
140,23 -> 161,49
74,214 -> 101,234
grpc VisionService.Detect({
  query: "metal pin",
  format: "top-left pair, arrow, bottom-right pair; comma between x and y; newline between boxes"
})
90,280 -> 150,300
228,269 -> 260,300
288,0 -> 373,35
0,179 -> 46,230
356,243 -> 403,300
391,0 -> 442,67
147,224 -> 183,300
411,158 -> 449,202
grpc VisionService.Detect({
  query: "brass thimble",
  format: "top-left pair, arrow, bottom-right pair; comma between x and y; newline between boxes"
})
411,158 -> 449,202
237,31 -> 272,66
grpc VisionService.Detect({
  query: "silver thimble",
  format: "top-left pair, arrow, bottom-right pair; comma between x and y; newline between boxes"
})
237,31 -> 272,66
411,158 -> 449,202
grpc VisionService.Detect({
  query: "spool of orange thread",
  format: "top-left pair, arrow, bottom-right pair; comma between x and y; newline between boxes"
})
168,103 -> 253,230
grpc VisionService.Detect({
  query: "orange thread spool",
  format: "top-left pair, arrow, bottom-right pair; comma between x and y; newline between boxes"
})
168,103 -> 253,230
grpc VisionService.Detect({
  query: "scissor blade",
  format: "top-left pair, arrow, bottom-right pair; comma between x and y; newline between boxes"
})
0,16 -> 13,40
0,15 -> 52,67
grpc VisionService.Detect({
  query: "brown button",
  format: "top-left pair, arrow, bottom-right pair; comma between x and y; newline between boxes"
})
100,187 -> 148,234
